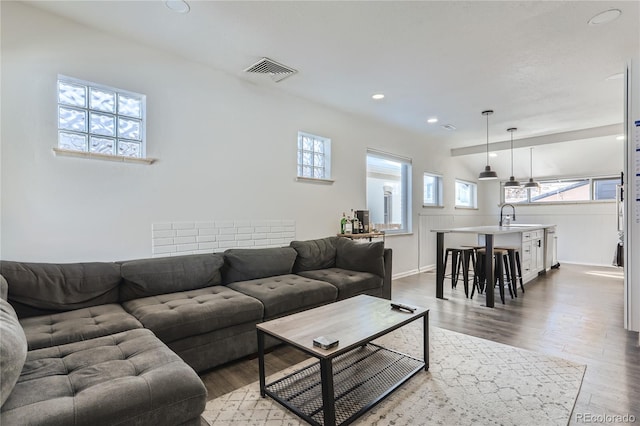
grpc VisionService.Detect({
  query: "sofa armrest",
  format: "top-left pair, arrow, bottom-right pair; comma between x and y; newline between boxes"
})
382,248 -> 392,300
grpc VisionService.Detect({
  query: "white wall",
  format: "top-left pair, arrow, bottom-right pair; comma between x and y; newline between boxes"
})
0,2 -> 624,277
0,2 -> 453,277
625,57 -> 640,333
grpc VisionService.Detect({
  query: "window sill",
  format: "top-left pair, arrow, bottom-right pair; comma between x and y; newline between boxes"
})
422,205 -> 444,208
295,176 -> 334,184
455,206 -> 479,210
53,148 -> 156,165
499,200 -> 615,206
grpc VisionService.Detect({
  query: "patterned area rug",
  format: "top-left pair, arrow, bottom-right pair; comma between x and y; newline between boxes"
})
203,325 -> 585,426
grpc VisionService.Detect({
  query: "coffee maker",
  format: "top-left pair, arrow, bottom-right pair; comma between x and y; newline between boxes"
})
355,210 -> 370,233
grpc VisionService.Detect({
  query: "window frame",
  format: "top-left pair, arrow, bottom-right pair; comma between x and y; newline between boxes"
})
366,149 -> 412,235
296,131 -> 332,182
501,175 -> 620,204
455,179 -> 478,209
423,172 -> 444,207
56,75 -> 147,159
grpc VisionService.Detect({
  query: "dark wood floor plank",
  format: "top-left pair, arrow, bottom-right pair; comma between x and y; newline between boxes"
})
199,263 -> 640,424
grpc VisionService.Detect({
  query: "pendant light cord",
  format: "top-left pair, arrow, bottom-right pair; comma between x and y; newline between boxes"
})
510,133 -> 514,176
530,147 -> 533,177
486,113 -> 490,165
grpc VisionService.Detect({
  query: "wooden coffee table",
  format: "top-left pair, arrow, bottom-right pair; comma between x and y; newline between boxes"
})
257,295 -> 429,426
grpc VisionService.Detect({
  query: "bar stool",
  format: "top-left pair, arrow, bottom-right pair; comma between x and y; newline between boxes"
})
495,246 -> 524,295
474,248 -> 514,304
444,247 -> 478,298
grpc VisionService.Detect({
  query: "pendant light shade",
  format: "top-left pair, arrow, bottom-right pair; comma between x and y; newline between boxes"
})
524,147 -> 540,189
504,127 -> 521,187
478,110 -> 497,180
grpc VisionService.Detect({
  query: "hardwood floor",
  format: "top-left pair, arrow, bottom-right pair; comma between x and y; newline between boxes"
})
200,263 -> 640,424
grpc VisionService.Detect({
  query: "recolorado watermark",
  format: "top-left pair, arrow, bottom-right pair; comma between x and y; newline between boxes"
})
576,413 -> 636,423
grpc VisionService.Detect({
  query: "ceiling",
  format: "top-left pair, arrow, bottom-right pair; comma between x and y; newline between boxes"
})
26,0 -> 639,154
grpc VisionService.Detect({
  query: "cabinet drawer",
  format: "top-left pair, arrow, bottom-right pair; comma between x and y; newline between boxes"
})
522,242 -> 532,260
532,230 -> 543,239
522,260 -> 532,275
522,232 -> 532,242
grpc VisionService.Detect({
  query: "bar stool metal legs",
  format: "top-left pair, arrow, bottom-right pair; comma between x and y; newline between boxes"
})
445,247 -> 478,298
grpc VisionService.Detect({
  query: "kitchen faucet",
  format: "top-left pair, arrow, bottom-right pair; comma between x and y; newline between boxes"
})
500,204 -> 516,226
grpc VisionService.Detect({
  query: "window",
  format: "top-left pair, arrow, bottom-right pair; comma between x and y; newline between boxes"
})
503,176 -> 619,204
593,177 -> 619,200
57,75 -> 146,158
423,172 -> 443,207
366,150 -> 412,234
297,132 -> 331,180
455,179 -> 477,208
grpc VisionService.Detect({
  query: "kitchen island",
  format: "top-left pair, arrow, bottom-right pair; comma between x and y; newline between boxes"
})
431,224 -> 556,308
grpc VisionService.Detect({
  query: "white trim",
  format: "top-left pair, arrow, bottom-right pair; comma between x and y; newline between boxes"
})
295,176 -> 334,184
53,147 -> 155,164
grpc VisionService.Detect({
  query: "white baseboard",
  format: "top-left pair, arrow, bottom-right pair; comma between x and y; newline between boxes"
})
392,265 -> 437,280
392,269 -> 420,280
556,260 -> 621,269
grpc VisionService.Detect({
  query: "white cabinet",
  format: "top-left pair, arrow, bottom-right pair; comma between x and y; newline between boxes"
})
482,228 -> 547,285
521,230 -> 544,283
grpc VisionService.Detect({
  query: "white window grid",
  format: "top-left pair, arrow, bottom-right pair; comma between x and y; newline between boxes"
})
297,132 -> 331,180
57,75 -> 146,158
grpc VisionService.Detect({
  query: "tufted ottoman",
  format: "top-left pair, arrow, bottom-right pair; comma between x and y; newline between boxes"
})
0,328 -> 207,425
20,304 -> 143,350
226,274 -> 338,319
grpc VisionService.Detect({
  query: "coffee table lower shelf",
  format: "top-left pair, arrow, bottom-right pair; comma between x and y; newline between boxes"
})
264,343 -> 425,426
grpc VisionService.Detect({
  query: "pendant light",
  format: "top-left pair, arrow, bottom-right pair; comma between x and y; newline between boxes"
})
524,147 -> 540,189
478,110 -> 497,180
504,127 -> 520,187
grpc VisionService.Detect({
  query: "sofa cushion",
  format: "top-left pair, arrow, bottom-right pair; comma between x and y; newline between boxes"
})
119,253 -> 224,302
0,275 -> 8,301
297,268 -> 383,300
227,274 -> 338,319
19,304 -> 143,351
0,261 -> 121,318
290,237 -> 338,272
0,299 -> 27,408
335,238 -> 385,278
223,247 -> 297,284
122,286 -> 264,343
0,328 -> 207,426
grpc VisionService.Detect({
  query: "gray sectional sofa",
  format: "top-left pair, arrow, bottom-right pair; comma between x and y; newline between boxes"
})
0,236 -> 391,425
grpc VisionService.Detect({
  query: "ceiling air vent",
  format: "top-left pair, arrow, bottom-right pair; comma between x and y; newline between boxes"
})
244,57 -> 297,83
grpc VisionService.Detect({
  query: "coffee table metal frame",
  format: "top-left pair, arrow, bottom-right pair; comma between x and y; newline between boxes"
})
257,295 -> 429,426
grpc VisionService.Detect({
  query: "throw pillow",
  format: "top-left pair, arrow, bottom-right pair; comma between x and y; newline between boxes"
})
290,237 -> 338,272
335,238 -> 385,278
0,298 -> 27,408
223,247 -> 297,284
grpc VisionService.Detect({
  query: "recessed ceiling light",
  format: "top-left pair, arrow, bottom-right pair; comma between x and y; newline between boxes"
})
616,135 -> 625,141
165,0 -> 190,14
588,9 -> 621,25
372,94 -> 385,100
441,124 -> 457,131
489,153 -> 498,158
427,117 -> 438,124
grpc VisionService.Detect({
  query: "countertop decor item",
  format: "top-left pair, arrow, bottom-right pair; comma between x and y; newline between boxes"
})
478,110 -> 498,180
